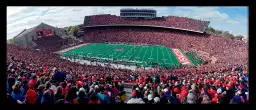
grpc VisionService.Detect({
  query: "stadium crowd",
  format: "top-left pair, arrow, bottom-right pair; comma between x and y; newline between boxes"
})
7,38 -> 248,104
6,15 -> 248,104
87,14 -> 210,32
84,27 -> 248,71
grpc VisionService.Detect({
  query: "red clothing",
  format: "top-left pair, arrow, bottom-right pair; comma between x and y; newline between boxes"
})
62,87 -> 68,96
28,79 -> 37,89
73,99 -> 79,104
112,87 -> 118,96
114,77 -> 118,82
173,87 -> 180,94
180,89 -> 188,98
160,77 -> 164,82
211,96 -> 218,104
92,76 -> 97,82
208,89 -> 216,99
152,83 -> 157,89
131,90 -> 136,97
26,89 -> 37,104
88,100 -> 101,104
65,99 -> 79,104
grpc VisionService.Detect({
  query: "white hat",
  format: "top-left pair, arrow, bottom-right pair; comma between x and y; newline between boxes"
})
154,97 -> 160,103
236,90 -> 242,95
148,94 -> 153,101
144,86 -> 147,90
164,88 -> 168,92
95,85 -> 99,89
79,88 -> 86,92
217,88 -> 222,94
175,82 -> 178,86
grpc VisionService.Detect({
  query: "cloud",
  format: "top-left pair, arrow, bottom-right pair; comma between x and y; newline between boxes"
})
226,20 -> 239,24
7,6 -> 170,39
7,6 -> 247,39
173,7 -> 232,23
172,6 -> 247,37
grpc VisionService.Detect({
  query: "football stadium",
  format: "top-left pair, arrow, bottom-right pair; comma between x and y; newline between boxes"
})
7,7 -> 248,104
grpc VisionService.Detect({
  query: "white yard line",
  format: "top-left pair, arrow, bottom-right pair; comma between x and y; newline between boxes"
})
127,46 -> 137,60
134,46 -> 144,60
113,45 -> 129,59
157,47 -> 158,63
121,45 -> 136,61
166,47 -> 174,66
142,47 -> 149,63
161,47 -> 166,64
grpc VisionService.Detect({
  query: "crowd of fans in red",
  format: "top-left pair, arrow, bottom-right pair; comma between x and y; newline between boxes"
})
84,27 -> 248,72
7,23 -> 248,104
86,14 -> 210,33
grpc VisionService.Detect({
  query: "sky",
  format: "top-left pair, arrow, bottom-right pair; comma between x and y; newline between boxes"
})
7,6 -> 248,40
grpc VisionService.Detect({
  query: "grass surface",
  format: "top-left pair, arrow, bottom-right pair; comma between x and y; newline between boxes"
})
60,43 -> 189,68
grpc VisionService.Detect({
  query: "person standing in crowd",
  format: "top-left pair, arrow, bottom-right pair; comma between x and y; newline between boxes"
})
54,86 -> 64,103
97,87 -> 111,104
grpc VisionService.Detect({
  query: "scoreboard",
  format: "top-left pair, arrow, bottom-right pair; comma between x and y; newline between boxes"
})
36,29 -> 53,38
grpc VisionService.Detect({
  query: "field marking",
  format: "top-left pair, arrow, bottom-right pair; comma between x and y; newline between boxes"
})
127,46 -> 138,60
114,45 -> 130,59
129,46 -> 140,61
160,47 -> 166,65
101,44 -> 123,59
90,44 -> 115,59
109,44 -> 128,59
89,43 -> 111,56
157,47 -> 158,63
121,45 -> 136,61
149,47 -> 153,63
141,47 -> 149,64
133,46 -> 144,61
165,47 -> 174,67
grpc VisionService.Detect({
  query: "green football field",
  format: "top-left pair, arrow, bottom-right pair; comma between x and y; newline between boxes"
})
60,43 -> 186,68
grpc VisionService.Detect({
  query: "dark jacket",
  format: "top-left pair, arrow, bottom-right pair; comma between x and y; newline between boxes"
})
160,96 -> 168,104
36,91 -> 43,104
7,77 -> 16,93
53,72 -> 66,82
11,92 -> 25,102
54,94 -> 64,102
41,92 -> 54,104
232,96 -> 242,104
7,93 -> 18,104
76,96 -> 88,104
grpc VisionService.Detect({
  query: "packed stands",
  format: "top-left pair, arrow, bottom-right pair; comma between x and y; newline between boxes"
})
84,27 -> 248,71
84,14 -> 210,33
7,41 -> 248,104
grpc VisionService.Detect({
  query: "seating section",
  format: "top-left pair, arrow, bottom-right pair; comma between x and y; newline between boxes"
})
86,14 -> 210,32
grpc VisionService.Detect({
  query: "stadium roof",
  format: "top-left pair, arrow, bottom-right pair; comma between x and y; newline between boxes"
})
120,8 -> 156,11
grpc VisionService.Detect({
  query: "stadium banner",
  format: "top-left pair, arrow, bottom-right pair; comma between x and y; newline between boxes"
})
36,29 -> 52,38
171,48 -> 192,65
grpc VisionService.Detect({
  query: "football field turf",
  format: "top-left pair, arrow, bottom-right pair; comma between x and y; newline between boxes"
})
60,43 -> 183,68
